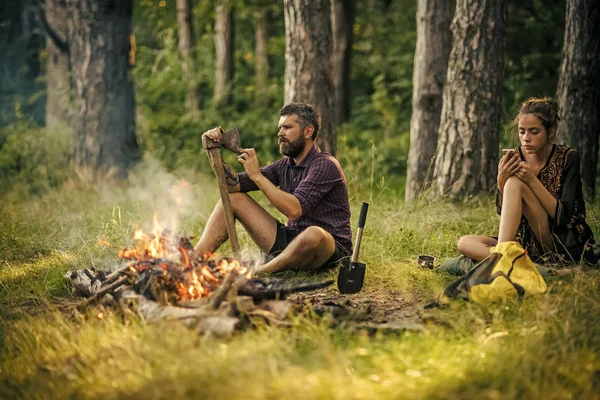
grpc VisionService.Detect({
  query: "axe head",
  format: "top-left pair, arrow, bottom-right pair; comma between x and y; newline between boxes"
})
221,127 -> 243,154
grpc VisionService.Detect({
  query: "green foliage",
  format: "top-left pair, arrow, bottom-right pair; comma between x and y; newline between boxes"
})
502,0 -> 565,147
0,0 -> 570,187
335,1 -> 417,177
0,123 -> 71,197
0,0 -> 46,127
133,0 -> 285,173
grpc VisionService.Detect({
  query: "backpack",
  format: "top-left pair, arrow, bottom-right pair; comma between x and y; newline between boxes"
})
438,241 -> 547,305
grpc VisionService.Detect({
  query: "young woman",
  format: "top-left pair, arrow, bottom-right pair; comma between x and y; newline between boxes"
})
445,97 -> 597,274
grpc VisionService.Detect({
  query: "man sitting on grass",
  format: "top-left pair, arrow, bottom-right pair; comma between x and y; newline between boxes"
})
195,102 -> 352,274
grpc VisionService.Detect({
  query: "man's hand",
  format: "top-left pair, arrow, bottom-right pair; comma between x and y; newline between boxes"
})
202,126 -> 223,143
238,148 -> 262,180
516,161 -> 536,184
497,151 -> 520,191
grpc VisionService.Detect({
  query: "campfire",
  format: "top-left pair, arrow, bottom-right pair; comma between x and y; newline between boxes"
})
66,213 -> 334,336
115,213 -> 249,305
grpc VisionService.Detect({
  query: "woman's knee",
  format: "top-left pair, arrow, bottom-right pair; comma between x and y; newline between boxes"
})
457,235 -> 475,255
504,176 -> 525,193
457,235 -> 495,258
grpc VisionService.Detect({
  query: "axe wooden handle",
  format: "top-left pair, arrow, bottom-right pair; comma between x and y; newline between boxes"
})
203,144 -> 241,260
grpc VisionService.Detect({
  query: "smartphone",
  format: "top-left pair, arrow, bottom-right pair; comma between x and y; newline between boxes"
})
502,148 -> 514,157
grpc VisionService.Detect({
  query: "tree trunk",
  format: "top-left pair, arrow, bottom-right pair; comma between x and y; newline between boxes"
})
433,0 -> 508,199
43,0 -> 71,128
254,8 -> 269,105
66,0 -> 139,180
331,0 -> 355,125
214,0 -> 234,105
556,0 -> 600,200
284,0 -> 336,155
405,0 -> 451,201
177,0 -> 200,113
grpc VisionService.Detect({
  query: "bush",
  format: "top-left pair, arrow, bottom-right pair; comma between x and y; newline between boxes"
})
0,123 -> 71,196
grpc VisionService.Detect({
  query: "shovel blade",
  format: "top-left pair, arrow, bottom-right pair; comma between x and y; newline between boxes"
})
337,261 -> 366,294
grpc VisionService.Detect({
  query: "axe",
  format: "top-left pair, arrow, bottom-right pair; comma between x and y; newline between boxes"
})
202,127 -> 243,259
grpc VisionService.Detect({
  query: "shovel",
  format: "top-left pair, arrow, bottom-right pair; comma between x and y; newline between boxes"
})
337,202 -> 369,294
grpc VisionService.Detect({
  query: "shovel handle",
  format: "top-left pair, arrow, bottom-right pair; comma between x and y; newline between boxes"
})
351,202 -> 369,263
358,202 -> 369,228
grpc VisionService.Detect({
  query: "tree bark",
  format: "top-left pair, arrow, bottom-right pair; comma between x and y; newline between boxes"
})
405,0 -> 451,201
556,0 -> 600,200
433,0 -> 508,199
66,0 -> 139,180
43,0 -> 71,128
214,0 -> 234,105
331,0 -> 355,125
284,0 -> 336,155
177,0 -> 200,113
254,8 -> 269,105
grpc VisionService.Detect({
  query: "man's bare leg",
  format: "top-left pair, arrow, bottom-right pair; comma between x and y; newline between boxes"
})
195,193 -> 278,255
255,226 -> 336,274
498,177 -> 552,249
457,235 -> 498,261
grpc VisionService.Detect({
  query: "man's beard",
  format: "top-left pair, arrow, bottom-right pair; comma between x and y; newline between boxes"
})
279,135 -> 306,158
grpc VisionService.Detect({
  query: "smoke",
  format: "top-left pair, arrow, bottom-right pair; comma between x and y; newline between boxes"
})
92,154 -> 271,263
97,155 -> 218,238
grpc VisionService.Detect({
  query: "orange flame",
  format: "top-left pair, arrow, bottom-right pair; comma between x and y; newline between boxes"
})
118,212 -> 247,301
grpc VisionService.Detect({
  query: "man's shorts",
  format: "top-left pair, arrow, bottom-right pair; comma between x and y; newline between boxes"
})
267,221 -> 348,271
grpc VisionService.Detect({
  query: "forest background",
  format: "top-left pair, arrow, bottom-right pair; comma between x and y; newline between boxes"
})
0,0 -> 578,196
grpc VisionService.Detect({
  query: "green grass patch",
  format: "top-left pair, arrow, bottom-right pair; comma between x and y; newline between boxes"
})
1,165 -> 599,399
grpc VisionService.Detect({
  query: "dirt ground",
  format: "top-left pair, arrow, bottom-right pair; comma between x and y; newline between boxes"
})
4,277 -> 444,335
288,286 -> 440,332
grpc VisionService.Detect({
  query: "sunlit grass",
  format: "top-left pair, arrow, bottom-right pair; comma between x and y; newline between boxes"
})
1,165 -> 599,399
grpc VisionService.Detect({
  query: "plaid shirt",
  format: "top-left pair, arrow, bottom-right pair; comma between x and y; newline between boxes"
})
238,145 -> 352,255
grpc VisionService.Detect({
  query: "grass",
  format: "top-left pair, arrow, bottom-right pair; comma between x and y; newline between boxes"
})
1,160 -> 599,399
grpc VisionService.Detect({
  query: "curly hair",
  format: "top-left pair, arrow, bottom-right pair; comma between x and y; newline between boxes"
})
279,102 -> 321,140
515,97 -> 561,133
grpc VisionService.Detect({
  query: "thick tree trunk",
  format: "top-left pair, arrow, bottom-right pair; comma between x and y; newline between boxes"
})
66,0 -> 139,180
433,0 -> 507,199
284,0 -> 336,155
214,0 -> 234,105
331,0 -> 355,125
43,0 -> 71,128
177,0 -> 200,112
556,0 -> 600,200
254,8 -> 269,105
405,0 -> 451,201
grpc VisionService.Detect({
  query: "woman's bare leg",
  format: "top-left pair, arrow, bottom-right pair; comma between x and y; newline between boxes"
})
457,235 -> 498,261
498,177 -> 553,249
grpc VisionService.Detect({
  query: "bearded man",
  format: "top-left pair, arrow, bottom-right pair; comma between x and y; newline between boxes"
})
195,103 -> 352,274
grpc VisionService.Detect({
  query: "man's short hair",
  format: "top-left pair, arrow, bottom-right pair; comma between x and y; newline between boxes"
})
279,102 -> 321,140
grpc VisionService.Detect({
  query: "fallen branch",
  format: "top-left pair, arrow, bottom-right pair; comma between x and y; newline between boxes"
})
77,276 -> 129,311
103,262 -> 137,285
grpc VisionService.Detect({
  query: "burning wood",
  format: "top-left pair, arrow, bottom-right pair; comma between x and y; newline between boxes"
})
65,216 -> 335,336
113,213 -> 249,305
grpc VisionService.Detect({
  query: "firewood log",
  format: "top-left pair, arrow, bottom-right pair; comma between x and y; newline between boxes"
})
77,276 -> 128,311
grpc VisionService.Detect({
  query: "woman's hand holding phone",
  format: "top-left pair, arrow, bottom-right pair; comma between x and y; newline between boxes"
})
497,148 -> 520,191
